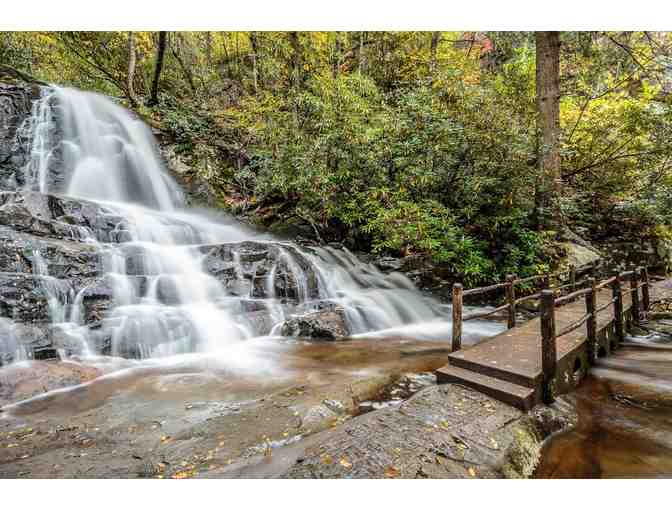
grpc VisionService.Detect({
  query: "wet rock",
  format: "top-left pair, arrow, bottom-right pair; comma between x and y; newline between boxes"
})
300,404 -> 340,431
0,360 -> 101,406
284,384 -> 547,478
0,83 -> 37,190
78,279 -> 115,324
0,226 -> 100,281
530,396 -> 578,437
322,399 -> 346,414
0,320 -> 57,366
0,272 -> 72,322
388,372 -> 437,399
280,309 -> 349,340
0,191 -> 129,242
200,241 -> 320,301
160,144 -> 219,208
216,384 -> 568,479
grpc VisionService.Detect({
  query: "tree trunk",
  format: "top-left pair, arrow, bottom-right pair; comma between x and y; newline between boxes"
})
250,31 -> 260,94
359,31 -> 366,74
148,31 -> 168,106
332,32 -> 342,79
126,32 -> 138,107
430,31 -> 440,78
205,31 -> 212,67
288,31 -> 302,89
535,31 -> 562,232
171,33 -> 197,93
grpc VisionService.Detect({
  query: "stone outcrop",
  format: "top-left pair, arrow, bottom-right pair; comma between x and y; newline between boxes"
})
0,83 -> 39,190
280,308 -> 349,340
205,384 -> 577,479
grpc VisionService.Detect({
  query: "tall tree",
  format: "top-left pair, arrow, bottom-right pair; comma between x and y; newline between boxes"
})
288,31 -> 302,89
430,31 -> 441,78
148,31 -> 168,106
535,31 -> 562,231
249,31 -> 260,94
126,32 -> 138,107
171,33 -> 197,93
332,32 -> 342,79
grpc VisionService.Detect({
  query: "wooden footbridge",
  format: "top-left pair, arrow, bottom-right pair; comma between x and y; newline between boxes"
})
436,264 -> 672,410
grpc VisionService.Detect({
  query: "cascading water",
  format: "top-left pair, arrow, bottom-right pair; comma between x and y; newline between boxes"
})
9,85 -> 487,371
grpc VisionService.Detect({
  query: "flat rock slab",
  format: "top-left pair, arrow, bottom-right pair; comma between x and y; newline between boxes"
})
207,384 -> 563,479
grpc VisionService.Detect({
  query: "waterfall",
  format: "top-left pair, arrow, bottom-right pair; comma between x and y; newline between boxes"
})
18,87 -> 56,193
10,85 -> 467,369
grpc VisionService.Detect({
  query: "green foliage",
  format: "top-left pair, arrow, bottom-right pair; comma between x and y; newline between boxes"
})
5,30 -> 672,283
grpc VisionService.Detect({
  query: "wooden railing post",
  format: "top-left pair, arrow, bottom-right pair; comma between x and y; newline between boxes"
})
585,277 -> 597,364
612,272 -> 624,344
505,274 -> 516,329
542,273 -> 550,290
641,266 -> 650,312
540,289 -> 557,405
451,283 -> 463,352
569,264 -> 577,292
630,268 -> 641,325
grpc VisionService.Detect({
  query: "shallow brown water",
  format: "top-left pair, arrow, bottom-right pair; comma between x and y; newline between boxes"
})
0,336 -> 457,478
536,337 -> 672,478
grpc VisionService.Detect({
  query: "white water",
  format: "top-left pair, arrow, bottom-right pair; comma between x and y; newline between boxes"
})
10,86 -> 495,372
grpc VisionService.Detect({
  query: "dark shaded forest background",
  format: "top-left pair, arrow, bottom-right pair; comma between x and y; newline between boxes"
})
3,31 -> 672,284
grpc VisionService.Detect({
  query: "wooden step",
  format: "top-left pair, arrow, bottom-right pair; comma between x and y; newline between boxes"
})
448,350 -> 539,389
436,364 -> 538,411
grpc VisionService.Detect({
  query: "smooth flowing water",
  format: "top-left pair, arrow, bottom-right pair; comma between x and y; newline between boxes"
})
7,86 -> 498,375
536,334 -> 672,478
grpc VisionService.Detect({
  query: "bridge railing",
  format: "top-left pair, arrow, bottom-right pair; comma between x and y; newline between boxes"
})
450,260 -> 600,351
451,264 -> 653,403
539,266 -> 651,404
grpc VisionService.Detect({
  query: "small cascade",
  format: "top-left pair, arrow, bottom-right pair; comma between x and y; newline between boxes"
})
30,249 -> 92,358
0,318 -> 29,365
31,250 -> 69,323
18,87 -> 57,193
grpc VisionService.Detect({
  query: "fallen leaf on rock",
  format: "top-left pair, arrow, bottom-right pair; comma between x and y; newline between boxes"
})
339,457 -> 352,469
321,454 -> 333,465
172,469 -> 196,479
160,435 -> 172,444
468,467 -> 476,477
384,466 -> 400,478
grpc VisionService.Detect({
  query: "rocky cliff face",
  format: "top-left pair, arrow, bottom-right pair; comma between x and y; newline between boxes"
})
0,83 -> 39,190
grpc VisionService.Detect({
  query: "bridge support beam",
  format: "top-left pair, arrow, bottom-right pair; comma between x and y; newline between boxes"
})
540,290 -> 557,405
585,278 -> 597,364
631,269 -> 641,325
641,267 -> 650,312
451,283 -> 463,352
612,272 -> 624,344
505,274 -> 516,329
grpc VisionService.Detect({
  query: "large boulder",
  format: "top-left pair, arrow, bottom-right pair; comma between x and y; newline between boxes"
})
0,272 -> 72,322
560,241 -> 601,268
0,226 -> 101,282
0,319 -> 57,366
0,360 -> 101,407
0,191 -> 131,243
280,308 -> 349,340
199,241 -> 320,301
